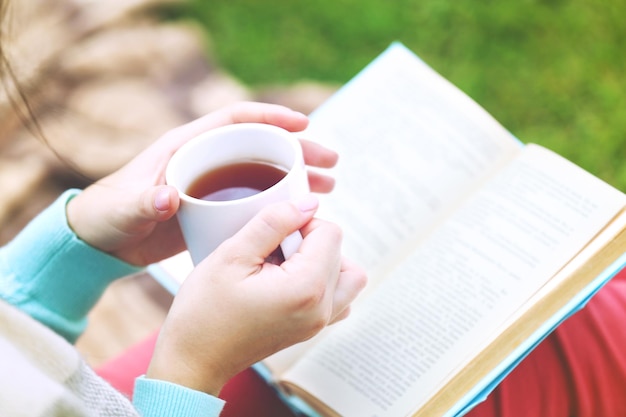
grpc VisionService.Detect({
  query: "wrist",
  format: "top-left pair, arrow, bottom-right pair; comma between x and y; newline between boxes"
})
146,338 -> 229,397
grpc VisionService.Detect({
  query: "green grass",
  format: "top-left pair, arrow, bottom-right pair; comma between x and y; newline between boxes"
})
164,0 -> 626,190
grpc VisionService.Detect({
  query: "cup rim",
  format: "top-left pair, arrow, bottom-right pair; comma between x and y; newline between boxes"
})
165,123 -> 303,206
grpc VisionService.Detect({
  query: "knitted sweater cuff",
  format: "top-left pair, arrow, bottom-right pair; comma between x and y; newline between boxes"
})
133,376 -> 225,417
0,189 -> 142,342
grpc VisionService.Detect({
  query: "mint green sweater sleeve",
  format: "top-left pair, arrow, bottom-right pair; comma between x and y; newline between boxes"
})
133,376 -> 225,416
0,189 -> 226,417
0,189 -> 141,342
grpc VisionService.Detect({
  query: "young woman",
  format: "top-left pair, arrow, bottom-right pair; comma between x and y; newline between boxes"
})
0,3 -> 367,412
0,99 -> 367,416
2,1 -> 624,415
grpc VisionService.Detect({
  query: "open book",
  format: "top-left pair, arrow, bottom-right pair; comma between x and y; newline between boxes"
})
148,42 -> 626,417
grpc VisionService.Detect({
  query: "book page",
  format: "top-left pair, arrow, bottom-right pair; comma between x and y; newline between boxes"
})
264,42 -> 521,377
418,211 -> 626,417
279,144 -> 626,417
302,43 -> 521,282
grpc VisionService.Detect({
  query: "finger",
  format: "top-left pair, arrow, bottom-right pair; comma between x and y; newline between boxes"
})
162,102 -> 309,150
329,306 -> 351,325
108,185 -> 178,242
299,139 -> 339,168
146,186 -> 180,221
222,194 -> 319,261
109,184 -> 179,243
328,257 -> 368,324
307,171 -> 336,194
290,219 -> 344,290
136,103 -> 310,186
225,102 -> 309,132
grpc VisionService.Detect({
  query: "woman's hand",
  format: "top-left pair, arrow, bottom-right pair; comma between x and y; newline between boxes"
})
146,196 -> 368,395
67,101 -> 368,395
66,102 -> 338,266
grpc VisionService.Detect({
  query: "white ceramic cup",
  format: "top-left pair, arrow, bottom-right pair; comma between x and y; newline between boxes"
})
166,123 -> 309,265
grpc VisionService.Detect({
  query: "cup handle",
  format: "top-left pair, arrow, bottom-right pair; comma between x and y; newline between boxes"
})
280,230 -> 303,260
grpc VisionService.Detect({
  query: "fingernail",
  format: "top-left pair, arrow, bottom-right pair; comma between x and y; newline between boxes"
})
295,194 -> 318,213
155,188 -> 171,212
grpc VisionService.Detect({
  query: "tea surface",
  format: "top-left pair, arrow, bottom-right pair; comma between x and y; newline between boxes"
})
187,161 -> 287,201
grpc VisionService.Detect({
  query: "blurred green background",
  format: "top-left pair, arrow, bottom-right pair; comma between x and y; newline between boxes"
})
166,0 -> 626,190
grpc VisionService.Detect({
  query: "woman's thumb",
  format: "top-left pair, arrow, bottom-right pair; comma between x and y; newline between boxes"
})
228,194 -> 319,259
146,185 -> 180,221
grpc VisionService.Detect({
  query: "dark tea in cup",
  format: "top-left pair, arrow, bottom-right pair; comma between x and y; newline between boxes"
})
166,123 -> 308,265
186,160 -> 288,202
